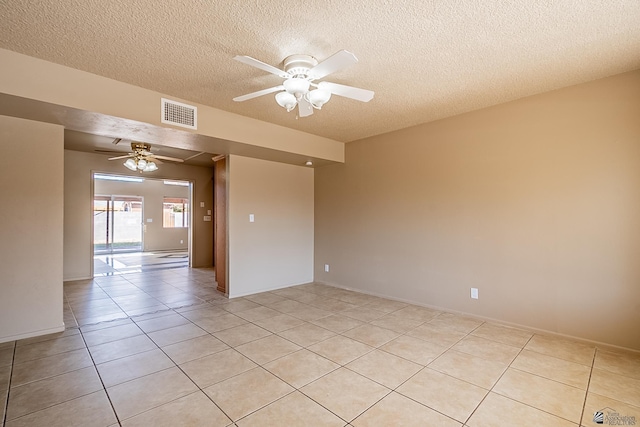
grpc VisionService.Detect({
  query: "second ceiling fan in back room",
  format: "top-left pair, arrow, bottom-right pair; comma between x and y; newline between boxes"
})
108,142 -> 184,173
233,50 -> 374,118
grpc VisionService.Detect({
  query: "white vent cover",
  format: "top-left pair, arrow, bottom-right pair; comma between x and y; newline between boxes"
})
161,98 -> 197,130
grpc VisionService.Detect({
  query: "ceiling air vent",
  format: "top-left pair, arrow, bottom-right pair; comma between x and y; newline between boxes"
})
161,98 -> 197,130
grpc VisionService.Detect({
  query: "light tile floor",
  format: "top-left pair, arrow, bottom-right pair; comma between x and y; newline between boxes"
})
1,268 -> 639,426
94,250 -> 189,276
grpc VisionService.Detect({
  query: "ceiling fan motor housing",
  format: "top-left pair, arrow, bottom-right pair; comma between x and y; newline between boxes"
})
131,142 -> 152,153
283,54 -> 318,77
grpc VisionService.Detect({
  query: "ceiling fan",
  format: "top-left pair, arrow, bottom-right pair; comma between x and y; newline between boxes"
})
233,50 -> 374,117
108,142 -> 184,172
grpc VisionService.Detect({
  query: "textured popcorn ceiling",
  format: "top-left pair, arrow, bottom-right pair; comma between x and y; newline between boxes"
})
1,1 -> 639,142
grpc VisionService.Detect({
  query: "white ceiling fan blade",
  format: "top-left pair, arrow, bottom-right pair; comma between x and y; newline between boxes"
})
183,151 -> 206,161
108,154 -> 133,161
234,56 -> 289,78
308,50 -> 358,80
233,85 -> 285,102
152,155 -> 184,163
319,81 -> 374,102
298,97 -> 314,117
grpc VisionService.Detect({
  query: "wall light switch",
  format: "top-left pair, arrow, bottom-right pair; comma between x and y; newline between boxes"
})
147,218 -> 153,223
249,214 -> 255,223
207,210 -> 211,215
203,216 -> 211,221
471,288 -> 479,299
200,202 -> 205,208
324,264 -> 330,272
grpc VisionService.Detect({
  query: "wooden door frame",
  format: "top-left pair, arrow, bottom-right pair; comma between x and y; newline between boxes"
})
213,157 -> 227,294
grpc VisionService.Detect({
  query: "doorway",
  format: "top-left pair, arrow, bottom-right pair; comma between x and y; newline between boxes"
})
93,195 -> 144,254
92,173 -> 192,276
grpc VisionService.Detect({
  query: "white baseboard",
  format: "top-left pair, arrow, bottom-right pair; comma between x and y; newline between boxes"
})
63,276 -> 93,282
314,280 -> 640,355
0,323 -> 66,344
228,281 -> 314,299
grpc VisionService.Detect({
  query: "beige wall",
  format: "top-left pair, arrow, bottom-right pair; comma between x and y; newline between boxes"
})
228,155 -> 314,297
64,150 -> 214,280
0,116 -> 65,342
94,178 -> 190,252
315,70 -> 640,351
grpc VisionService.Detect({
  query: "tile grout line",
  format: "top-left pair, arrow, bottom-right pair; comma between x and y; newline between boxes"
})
248,303 -> 472,425
345,304 -> 598,425
76,326 -> 123,427
139,334 -> 234,426
5,308 -> 383,427
114,305 -> 250,425
462,332 -> 535,425
466,333 -> 595,425
71,287 -> 220,330
579,347 -> 598,426
3,345 -> 104,422
1,342 -> 16,427
63,294 -> 79,329
233,323 -> 384,427
152,300 -> 333,425
71,298 -> 212,424
19,279 -> 624,426
391,321 -> 485,426
162,296 -> 392,425
97,275 -> 170,322
345,360 -> 459,425
300,312 -> 481,425
0,287 -> 366,425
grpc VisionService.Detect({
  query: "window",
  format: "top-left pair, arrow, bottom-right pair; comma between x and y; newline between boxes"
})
163,180 -> 189,187
94,174 -> 144,183
163,197 -> 189,228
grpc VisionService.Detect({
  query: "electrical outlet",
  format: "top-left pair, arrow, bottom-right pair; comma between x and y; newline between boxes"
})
471,288 -> 479,299
180,240 -> 183,244
324,264 -> 330,273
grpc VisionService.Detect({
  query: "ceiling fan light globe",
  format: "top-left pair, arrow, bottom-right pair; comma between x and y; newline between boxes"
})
145,161 -> 158,172
123,158 -> 137,171
283,78 -> 310,95
308,88 -> 331,109
275,92 -> 297,111
137,159 -> 147,170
